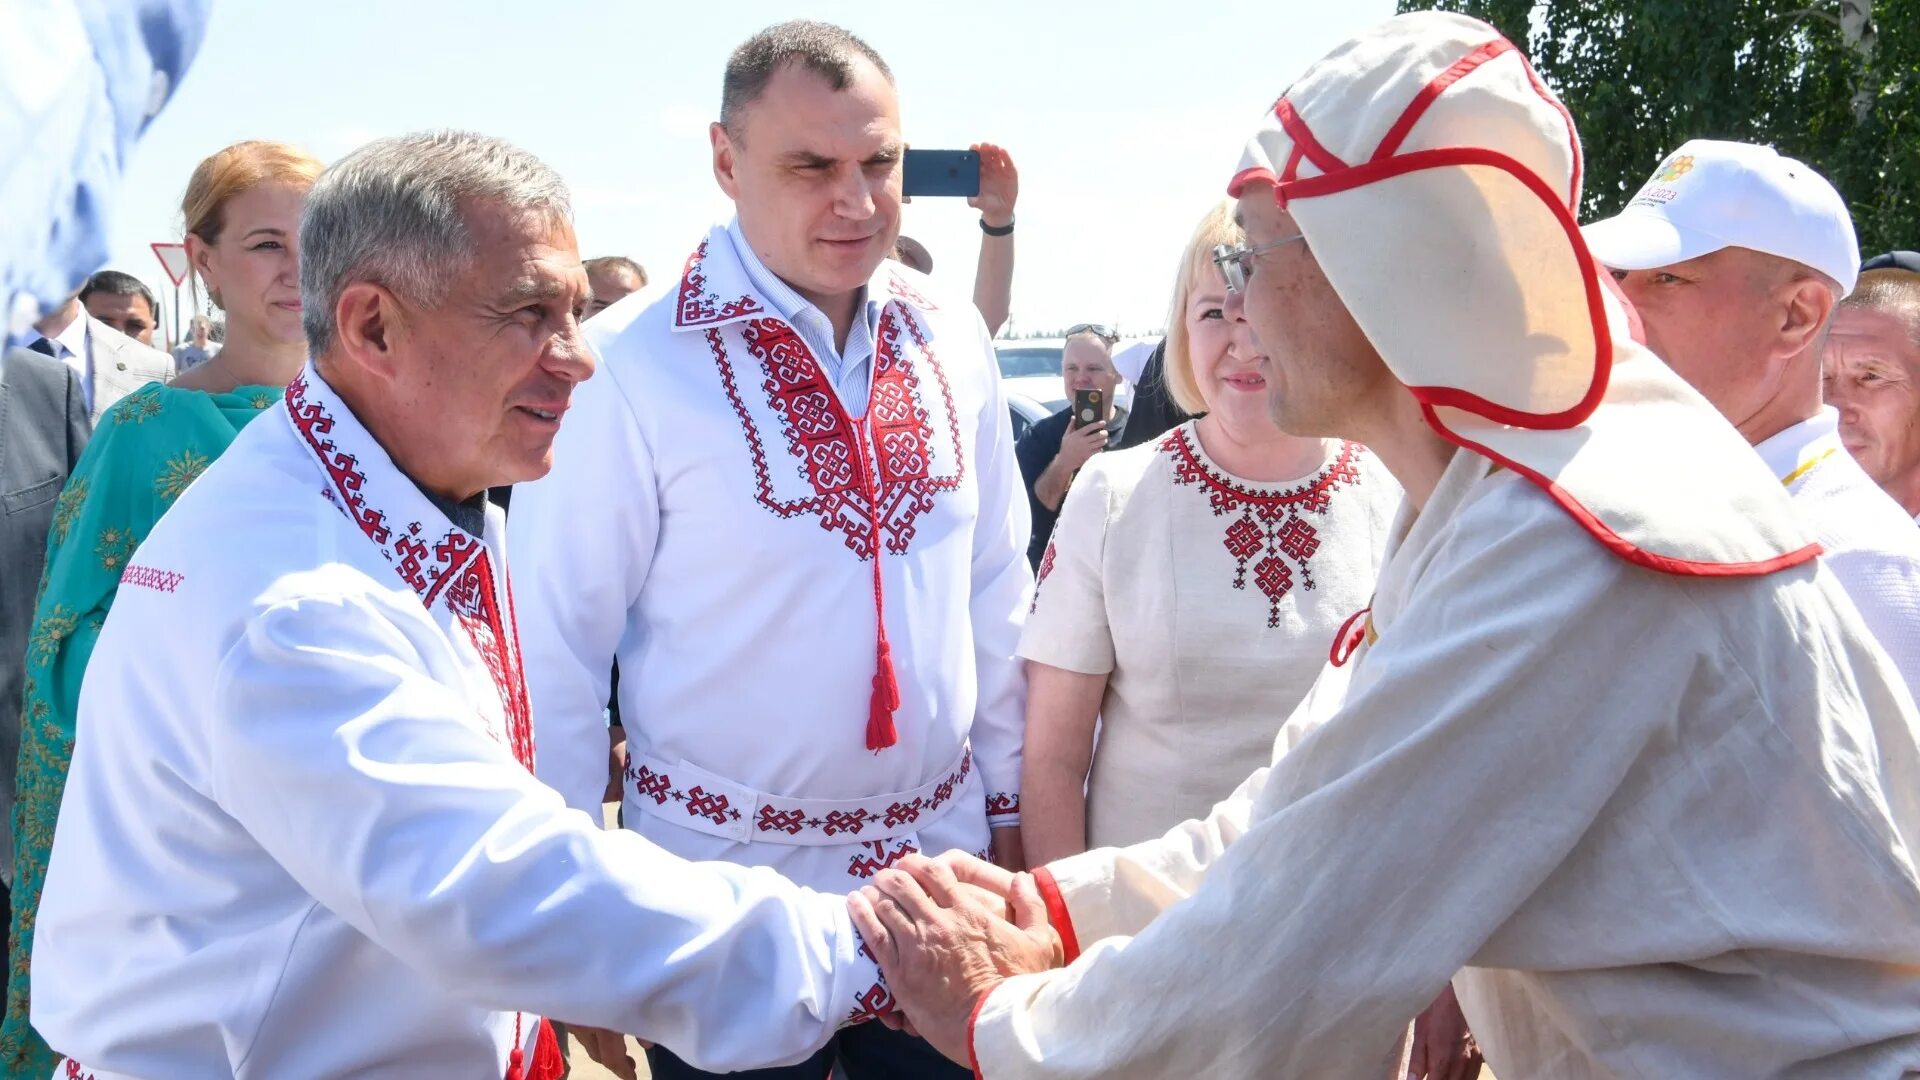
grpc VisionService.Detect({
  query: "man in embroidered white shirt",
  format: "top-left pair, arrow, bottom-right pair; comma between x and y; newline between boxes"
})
509,19 -> 1030,1080
1585,139 -> 1920,695
33,132 -> 901,1080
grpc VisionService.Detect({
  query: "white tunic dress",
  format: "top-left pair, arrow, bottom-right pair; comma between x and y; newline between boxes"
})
968,444 -> 1920,1078
510,223 -> 1031,899
33,367 -> 884,1079
1020,422 -> 1399,847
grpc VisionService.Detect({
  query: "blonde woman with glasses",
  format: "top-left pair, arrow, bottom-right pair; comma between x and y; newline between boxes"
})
1018,201 -> 1403,864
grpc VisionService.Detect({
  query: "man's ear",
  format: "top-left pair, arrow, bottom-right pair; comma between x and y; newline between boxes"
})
332,281 -> 406,382
711,121 -> 740,200
1779,277 -> 1837,357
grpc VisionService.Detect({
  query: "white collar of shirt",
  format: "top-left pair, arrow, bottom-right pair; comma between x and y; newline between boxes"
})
1754,408 -> 1843,486
723,218 -> 881,387
49,312 -> 90,363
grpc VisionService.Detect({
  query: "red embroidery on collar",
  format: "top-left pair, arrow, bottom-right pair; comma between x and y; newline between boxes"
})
1162,426 -> 1366,628
674,240 -> 765,328
717,308 -> 965,558
884,272 -> 939,312
284,373 -> 536,773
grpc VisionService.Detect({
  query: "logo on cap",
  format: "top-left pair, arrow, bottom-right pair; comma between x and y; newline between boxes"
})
1653,155 -> 1695,183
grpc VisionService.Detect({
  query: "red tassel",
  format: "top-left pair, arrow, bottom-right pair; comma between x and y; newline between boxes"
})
867,637 -> 900,751
506,1047 -> 524,1080
532,1020 -> 566,1080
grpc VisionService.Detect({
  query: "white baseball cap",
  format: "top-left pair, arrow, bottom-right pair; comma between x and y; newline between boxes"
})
1582,139 -> 1860,295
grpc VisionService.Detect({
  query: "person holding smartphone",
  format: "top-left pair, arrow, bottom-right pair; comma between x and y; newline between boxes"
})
1014,326 -> 1127,568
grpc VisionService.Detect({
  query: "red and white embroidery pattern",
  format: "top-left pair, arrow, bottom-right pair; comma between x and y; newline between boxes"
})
120,565 -> 185,593
284,372 -> 537,774
1163,427 -> 1366,628
673,240 -> 765,328
846,979 -> 896,1026
751,749 -> 972,839
985,792 -> 1019,818
847,838 -> 919,879
624,761 -> 747,826
687,242 -> 965,561
713,309 -> 965,560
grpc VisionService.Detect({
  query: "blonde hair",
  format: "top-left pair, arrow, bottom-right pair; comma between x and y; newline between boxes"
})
1163,200 -> 1244,415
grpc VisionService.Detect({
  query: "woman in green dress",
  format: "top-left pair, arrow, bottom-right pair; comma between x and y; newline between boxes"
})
2,140 -> 323,1076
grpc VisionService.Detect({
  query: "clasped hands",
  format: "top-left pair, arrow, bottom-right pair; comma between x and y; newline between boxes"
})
847,850 -> 1066,1064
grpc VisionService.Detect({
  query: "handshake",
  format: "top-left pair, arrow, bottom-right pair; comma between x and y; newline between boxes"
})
846,850 -> 1069,1065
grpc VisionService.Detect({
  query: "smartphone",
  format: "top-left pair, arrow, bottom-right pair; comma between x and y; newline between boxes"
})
1071,388 -> 1105,431
902,149 -> 981,198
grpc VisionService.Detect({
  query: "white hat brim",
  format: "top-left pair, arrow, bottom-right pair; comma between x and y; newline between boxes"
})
1580,211 -> 1730,272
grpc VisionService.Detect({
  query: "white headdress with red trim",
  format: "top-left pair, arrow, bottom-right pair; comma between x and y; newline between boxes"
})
1228,11 -> 1816,576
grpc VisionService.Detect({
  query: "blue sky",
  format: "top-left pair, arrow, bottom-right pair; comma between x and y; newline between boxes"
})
109,0 -> 1393,342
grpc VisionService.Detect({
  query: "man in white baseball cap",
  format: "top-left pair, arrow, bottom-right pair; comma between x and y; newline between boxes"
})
839,13 -> 1920,1078
1586,139 -> 1920,697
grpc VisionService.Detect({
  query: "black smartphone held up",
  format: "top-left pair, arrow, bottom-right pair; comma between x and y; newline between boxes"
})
1071,388 -> 1105,431
902,149 -> 981,198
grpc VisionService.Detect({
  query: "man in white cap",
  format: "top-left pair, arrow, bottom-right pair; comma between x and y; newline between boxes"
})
840,12 -> 1920,1078
1584,140 -> 1920,694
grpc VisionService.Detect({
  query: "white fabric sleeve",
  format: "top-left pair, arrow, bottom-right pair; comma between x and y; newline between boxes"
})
1820,546 -> 1920,703
971,503 -> 1685,1078
508,360 -> 654,813
965,313 -> 1036,828
1017,453 -> 1117,675
206,591 -> 881,1073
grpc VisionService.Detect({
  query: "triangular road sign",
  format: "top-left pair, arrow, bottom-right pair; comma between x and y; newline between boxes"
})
151,242 -> 190,287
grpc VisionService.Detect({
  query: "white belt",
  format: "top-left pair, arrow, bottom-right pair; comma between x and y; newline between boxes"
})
626,744 -> 974,847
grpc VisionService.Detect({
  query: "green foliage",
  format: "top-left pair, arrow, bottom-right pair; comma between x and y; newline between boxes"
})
1394,0 -> 1920,253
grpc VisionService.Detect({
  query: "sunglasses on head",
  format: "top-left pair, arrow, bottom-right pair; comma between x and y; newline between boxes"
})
1065,323 -> 1118,342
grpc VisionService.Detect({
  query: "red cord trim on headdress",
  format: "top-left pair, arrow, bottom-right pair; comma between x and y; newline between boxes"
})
1517,53 -> 1583,206
1280,142 -> 1306,185
1275,97 -> 1348,177
1227,166 -> 1278,198
1371,38 -> 1515,163
1418,403 -> 1822,577
1282,146 -> 1611,431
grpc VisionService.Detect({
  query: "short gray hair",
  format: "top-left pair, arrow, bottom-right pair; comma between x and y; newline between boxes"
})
720,20 -> 892,136
300,130 -> 572,357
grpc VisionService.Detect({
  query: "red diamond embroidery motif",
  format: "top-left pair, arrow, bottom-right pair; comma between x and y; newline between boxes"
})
1224,517 -> 1263,561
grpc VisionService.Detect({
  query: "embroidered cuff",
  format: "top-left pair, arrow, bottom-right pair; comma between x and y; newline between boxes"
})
985,792 -> 1020,827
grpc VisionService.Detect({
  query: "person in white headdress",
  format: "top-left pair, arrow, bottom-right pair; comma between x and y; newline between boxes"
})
842,12 -> 1920,1079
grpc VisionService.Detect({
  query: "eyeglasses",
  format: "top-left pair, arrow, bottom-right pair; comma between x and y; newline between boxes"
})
1213,233 -> 1306,294
1064,322 -> 1118,342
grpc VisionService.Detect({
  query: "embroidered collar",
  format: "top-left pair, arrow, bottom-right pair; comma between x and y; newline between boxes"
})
670,221 -> 939,334
283,364 -> 486,605
1160,422 -> 1361,516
